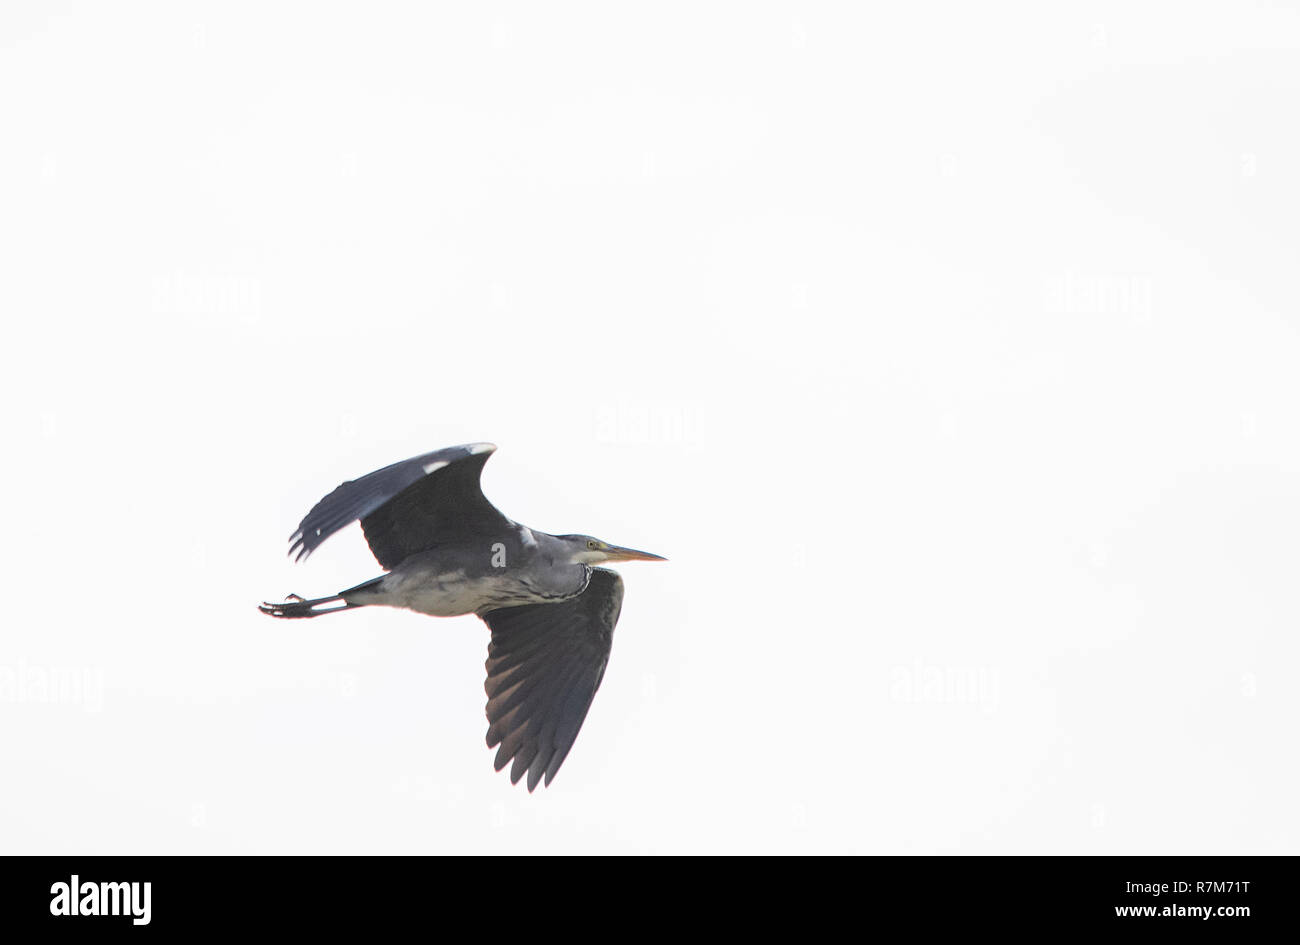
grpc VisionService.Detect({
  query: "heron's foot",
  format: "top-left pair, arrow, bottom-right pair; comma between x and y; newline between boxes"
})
259,593 -> 353,619
259,597 -> 306,618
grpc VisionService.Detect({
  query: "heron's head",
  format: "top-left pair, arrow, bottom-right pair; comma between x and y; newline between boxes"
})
560,535 -> 667,565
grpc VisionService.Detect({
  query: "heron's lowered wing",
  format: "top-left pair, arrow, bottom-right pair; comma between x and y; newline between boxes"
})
480,568 -> 624,791
288,443 -> 511,568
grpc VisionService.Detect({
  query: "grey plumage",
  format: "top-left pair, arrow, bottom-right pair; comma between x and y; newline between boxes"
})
261,443 -> 664,790
483,568 -> 624,791
288,443 -> 506,565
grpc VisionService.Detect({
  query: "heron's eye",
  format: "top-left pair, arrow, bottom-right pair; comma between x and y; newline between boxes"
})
587,540 -> 598,550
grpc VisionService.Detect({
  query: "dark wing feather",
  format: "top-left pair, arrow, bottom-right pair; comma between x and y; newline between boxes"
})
288,443 -> 510,568
481,568 -> 624,791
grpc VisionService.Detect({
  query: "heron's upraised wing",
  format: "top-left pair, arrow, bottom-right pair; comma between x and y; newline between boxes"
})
288,443 -> 511,568
480,568 -> 624,791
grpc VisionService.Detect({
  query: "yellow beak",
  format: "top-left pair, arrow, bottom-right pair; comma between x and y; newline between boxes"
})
603,544 -> 668,562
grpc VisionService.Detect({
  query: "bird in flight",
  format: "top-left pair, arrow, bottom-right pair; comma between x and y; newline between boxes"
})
259,443 -> 665,791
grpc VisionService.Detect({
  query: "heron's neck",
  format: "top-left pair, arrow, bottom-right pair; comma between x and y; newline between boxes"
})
533,531 -> 589,566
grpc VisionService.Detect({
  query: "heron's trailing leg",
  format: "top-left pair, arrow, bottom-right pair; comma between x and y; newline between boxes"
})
259,593 -> 362,619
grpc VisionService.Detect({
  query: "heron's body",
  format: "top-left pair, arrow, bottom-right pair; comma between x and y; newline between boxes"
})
345,530 -> 591,616
259,443 -> 664,791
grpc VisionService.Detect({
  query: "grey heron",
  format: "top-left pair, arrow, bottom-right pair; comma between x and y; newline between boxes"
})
259,443 -> 665,791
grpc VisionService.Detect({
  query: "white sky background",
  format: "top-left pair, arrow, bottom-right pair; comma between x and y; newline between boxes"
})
2,2 -> 1298,854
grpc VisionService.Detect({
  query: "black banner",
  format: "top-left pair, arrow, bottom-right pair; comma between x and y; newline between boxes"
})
0,856 -> 1285,933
